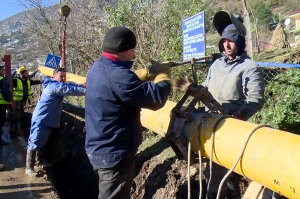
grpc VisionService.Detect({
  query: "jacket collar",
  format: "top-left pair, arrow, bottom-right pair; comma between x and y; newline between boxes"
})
101,52 -> 134,69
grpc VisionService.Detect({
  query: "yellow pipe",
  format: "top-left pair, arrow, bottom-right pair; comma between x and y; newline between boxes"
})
38,67 -> 300,199
142,101 -> 300,199
38,66 -> 86,84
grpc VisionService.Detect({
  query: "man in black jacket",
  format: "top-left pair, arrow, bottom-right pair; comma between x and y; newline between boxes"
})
85,26 -> 174,199
0,65 -> 12,145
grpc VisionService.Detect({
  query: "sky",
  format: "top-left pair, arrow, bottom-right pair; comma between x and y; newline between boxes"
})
0,0 -> 55,21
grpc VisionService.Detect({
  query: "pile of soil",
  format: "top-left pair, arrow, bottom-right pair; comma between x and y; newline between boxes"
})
283,46 -> 300,64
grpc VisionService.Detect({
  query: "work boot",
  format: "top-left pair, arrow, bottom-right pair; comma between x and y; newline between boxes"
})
25,150 -> 38,177
36,148 -> 52,167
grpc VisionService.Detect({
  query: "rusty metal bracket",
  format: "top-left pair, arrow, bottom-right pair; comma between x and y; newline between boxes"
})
165,72 -> 228,161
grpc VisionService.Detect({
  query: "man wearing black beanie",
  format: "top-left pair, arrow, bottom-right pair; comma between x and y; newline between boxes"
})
85,26 -> 175,199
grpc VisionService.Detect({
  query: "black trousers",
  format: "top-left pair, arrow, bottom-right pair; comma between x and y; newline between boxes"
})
95,156 -> 134,199
0,104 -> 8,139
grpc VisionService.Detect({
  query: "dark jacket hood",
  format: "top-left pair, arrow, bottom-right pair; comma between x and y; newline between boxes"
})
218,24 -> 246,56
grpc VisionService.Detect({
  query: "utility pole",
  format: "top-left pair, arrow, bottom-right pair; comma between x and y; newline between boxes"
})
241,0 -> 253,58
59,5 -> 71,70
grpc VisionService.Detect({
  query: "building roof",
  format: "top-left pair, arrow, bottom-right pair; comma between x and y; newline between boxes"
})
285,7 -> 300,16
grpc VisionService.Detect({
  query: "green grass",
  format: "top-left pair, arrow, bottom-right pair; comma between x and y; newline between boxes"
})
138,131 -> 176,162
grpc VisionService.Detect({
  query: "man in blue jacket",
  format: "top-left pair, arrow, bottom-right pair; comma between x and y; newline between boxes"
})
25,67 -> 86,177
85,26 -> 174,199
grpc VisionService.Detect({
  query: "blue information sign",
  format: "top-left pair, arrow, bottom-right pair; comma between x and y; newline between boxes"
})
44,54 -> 61,69
182,11 -> 206,61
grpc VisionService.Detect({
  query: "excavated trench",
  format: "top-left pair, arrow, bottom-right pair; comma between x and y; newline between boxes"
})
21,109 -> 98,199
21,105 -> 251,199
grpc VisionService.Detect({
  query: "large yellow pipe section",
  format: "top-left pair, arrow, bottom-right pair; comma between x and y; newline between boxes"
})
39,66 -> 300,199
38,66 -> 86,84
141,101 -> 300,199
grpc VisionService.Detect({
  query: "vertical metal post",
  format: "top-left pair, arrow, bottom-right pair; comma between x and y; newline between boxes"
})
3,55 -> 13,101
61,17 -> 67,69
59,5 -> 71,70
242,0 -> 253,58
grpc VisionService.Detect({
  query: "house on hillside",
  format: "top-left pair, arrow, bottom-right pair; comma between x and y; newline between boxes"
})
285,7 -> 300,32
285,7 -> 300,45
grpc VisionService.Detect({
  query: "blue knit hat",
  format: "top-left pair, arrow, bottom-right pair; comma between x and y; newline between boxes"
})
218,24 -> 246,56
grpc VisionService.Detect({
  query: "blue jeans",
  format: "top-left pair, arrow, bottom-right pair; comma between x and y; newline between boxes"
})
27,121 -> 52,150
95,156 -> 134,199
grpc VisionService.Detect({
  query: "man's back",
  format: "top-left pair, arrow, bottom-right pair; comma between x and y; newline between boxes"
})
85,55 -> 171,169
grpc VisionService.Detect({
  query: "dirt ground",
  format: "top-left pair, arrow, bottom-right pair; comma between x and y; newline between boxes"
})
0,123 -> 58,199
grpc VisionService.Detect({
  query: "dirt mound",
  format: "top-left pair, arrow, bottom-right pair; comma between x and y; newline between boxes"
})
283,46 -> 300,63
132,154 -> 204,199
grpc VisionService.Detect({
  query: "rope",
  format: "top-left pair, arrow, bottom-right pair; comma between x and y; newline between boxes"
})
215,124 -> 272,199
186,113 -> 273,199
207,115 -> 234,195
187,114 -> 210,199
196,126 -> 203,199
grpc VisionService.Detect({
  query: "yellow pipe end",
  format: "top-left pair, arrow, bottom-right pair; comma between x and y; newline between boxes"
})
38,66 -> 86,84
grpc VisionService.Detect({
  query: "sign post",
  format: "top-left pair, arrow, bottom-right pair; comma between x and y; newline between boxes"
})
182,11 -> 206,61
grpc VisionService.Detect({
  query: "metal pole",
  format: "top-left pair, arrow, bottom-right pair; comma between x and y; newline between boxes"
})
61,17 -> 67,69
242,0 -> 253,58
59,5 -> 71,70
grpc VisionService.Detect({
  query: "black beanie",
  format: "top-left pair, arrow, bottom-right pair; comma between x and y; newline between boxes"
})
102,26 -> 137,53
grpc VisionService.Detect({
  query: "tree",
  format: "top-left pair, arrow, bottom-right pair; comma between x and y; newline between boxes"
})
103,0 -> 205,67
252,2 -> 273,30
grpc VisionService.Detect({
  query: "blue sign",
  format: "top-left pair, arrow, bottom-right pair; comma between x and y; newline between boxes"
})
44,54 -> 61,69
182,11 -> 206,61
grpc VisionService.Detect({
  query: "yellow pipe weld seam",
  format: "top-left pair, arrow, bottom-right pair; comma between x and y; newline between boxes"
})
38,67 -> 300,199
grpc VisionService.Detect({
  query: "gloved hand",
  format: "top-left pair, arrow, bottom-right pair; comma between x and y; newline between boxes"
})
232,112 -> 245,121
147,61 -> 175,76
149,61 -> 175,85
135,69 -> 155,81
173,76 -> 193,92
